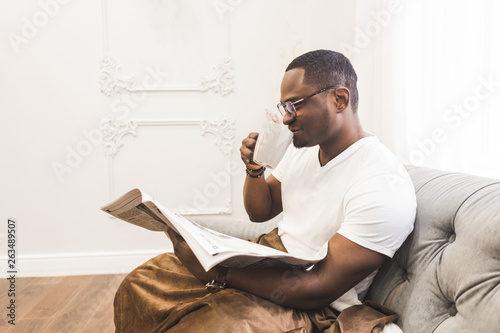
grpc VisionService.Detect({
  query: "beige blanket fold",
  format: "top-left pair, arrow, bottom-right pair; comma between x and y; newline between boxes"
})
114,228 -> 397,332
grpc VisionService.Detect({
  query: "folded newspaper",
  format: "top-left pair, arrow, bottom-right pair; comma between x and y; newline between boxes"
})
101,189 -> 325,271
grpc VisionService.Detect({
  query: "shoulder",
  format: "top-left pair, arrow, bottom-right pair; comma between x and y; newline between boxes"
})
346,137 -> 414,191
345,138 -> 416,221
339,137 -> 417,257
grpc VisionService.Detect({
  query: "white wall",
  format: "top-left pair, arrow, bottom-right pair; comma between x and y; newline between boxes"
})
1,0 -> 357,277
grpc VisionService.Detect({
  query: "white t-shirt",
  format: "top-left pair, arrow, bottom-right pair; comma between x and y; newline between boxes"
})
272,136 -> 416,310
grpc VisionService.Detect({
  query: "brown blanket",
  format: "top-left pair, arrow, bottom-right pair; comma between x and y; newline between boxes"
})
114,229 -> 397,332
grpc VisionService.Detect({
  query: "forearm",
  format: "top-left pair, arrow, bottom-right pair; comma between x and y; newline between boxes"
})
243,174 -> 274,222
240,132 -> 283,221
222,234 -> 385,310
225,265 -> 336,310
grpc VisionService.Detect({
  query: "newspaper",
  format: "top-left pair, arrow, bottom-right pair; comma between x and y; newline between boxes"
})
101,189 -> 325,271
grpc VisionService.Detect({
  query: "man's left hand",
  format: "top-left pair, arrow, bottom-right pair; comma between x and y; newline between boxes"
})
165,227 -> 216,283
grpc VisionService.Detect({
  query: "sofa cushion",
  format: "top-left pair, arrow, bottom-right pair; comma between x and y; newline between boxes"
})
366,165 -> 500,332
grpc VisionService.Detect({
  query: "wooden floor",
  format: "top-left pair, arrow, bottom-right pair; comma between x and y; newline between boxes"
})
0,274 -> 126,333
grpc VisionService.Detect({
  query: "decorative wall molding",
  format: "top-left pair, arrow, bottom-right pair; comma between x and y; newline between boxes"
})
98,55 -> 235,96
200,57 -> 235,96
100,0 -> 234,95
100,118 -> 138,157
98,55 -> 136,97
200,116 -> 235,156
101,116 -> 235,215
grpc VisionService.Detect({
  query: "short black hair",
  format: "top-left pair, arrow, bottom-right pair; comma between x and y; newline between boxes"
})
286,50 -> 359,112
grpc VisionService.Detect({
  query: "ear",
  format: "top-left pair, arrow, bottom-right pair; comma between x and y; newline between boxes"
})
332,87 -> 350,113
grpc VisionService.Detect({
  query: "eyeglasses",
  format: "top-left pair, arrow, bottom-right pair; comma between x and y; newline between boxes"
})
277,86 -> 338,119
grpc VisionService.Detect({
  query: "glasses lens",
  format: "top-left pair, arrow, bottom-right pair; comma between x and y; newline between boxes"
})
284,102 -> 295,117
277,103 -> 286,116
277,102 -> 296,118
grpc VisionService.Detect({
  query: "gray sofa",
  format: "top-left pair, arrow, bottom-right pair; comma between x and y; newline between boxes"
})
366,165 -> 500,332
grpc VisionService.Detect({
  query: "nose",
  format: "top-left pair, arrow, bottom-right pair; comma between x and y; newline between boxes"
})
282,112 -> 295,125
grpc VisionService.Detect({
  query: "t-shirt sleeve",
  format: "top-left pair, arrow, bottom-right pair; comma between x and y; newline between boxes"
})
337,173 -> 417,258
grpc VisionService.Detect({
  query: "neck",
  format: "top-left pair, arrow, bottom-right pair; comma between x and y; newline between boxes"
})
318,119 -> 368,166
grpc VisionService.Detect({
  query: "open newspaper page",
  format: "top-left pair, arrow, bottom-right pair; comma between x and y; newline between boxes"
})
101,189 -> 326,271
100,189 -> 178,234
100,189 -> 165,231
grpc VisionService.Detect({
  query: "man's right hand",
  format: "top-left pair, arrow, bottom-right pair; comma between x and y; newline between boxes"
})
240,132 -> 263,170
241,132 -> 283,222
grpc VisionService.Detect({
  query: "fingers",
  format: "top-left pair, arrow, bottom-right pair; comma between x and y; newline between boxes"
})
166,228 -> 194,262
165,227 -> 174,240
240,132 -> 260,168
166,227 -> 185,246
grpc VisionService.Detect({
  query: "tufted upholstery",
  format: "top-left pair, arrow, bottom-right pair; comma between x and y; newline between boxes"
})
366,165 -> 500,332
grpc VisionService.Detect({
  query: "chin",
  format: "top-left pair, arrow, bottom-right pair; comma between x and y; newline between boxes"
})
292,138 -> 307,148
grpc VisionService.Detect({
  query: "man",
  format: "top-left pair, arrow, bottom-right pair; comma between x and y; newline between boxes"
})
114,50 -> 416,332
